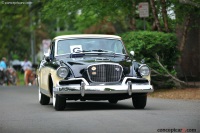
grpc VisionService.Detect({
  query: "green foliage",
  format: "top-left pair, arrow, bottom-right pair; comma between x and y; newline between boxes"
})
42,0 -> 138,33
74,11 -> 99,32
17,71 -> 24,86
121,31 -> 179,88
1,0 -> 199,84
0,3 -> 30,60
171,0 -> 200,22
2,0 -> 198,62
56,31 -> 80,36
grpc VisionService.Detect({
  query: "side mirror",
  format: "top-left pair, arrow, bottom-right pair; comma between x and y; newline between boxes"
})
141,59 -> 145,64
130,51 -> 135,56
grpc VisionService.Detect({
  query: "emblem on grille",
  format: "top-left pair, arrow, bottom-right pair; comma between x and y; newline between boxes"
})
115,68 -> 120,71
92,72 -> 96,75
91,66 -> 96,71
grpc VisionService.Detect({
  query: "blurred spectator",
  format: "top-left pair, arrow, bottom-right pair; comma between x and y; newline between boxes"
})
0,57 -> 7,70
24,69 -> 36,86
6,67 -> 19,85
0,57 -> 7,85
10,60 -> 21,71
21,58 -> 36,86
21,58 -> 32,72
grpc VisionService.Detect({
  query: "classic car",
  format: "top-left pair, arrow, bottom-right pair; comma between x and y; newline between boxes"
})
37,34 -> 153,111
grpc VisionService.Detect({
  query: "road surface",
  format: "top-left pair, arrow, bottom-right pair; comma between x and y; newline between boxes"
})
0,86 -> 199,133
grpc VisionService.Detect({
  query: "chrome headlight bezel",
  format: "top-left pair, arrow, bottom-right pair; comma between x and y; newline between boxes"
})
56,66 -> 69,78
139,65 -> 150,76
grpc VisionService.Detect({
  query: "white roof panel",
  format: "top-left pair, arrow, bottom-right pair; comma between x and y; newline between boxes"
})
54,34 -> 121,40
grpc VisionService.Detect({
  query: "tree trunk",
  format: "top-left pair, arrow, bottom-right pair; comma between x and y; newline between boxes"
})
129,0 -> 136,30
155,54 -> 187,86
161,0 -> 169,32
129,16 -> 136,31
152,21 -> 157,31
179,15 -> 191,52
178,15 -> 191,64
150,0 -> 161,31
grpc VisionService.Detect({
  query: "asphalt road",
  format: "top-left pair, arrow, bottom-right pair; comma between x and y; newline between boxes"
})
0,86 -> 199,133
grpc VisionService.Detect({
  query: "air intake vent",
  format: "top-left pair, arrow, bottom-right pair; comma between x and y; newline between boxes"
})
95,58 -> 110,62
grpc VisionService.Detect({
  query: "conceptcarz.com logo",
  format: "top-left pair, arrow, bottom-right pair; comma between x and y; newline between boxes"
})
157,128 -> 197,133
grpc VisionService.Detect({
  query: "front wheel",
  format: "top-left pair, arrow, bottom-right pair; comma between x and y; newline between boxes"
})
39,89 -> 50,105
132,93 -> 147,109
53,92 -> 66,111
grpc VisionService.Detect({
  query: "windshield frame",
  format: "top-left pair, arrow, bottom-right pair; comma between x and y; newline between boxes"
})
54,38 -> 127,57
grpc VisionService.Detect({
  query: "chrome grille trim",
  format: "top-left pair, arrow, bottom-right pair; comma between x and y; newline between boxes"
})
87,63 -> 123,83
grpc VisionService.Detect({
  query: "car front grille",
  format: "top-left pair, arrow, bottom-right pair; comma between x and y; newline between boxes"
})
87,64 -> 123,82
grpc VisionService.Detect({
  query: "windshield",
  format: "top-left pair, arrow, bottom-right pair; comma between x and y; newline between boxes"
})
56,38 -> 126,56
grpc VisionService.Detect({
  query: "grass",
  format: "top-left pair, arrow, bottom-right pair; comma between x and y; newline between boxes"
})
16,71 -> 24,85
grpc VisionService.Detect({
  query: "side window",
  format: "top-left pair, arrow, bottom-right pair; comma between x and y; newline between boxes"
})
113,40 -> 125,54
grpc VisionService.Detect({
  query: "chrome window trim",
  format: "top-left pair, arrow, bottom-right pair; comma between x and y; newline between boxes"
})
53,34 -> 122,40
54,38 -> 127,57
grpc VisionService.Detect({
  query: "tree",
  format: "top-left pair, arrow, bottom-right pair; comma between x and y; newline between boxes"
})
42,0 -> 146,33
0,4 -> 30,60
0,1 -> 54,62
150,0 -> 161,31
172,0 -> 200,64
161,0 -> 169,32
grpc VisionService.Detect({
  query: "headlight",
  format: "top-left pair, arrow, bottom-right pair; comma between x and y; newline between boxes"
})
57,67 -> 69,78
139,65 -> 150,76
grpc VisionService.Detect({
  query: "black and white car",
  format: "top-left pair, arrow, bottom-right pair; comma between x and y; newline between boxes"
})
37,34 -> 153,111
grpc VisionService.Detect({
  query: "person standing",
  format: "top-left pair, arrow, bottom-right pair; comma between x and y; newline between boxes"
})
0,57 -> 7,69
21,58 -> 33,85
21,58 -> 32,72
0,57 -> 7,85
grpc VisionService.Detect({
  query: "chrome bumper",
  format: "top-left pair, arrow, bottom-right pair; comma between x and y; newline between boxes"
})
53,77 -> 154,96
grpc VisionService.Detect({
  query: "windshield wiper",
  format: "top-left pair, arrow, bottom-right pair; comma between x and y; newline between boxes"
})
74,49 -> 113,53
74,50 -> 90,53
90,49 -> 113,53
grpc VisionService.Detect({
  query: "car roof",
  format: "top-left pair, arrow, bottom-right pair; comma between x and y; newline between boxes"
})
53,34 -> 121,40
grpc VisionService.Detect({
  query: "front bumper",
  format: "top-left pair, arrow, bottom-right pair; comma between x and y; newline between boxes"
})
53,77 -> 154,96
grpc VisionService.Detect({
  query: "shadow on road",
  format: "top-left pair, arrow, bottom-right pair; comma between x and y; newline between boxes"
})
63,102 -> 134,111
39,101 -> 149,111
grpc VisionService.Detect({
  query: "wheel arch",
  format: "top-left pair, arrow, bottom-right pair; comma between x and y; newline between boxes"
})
48,74 -> 53,97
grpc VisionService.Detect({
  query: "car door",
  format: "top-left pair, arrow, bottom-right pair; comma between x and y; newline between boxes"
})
39,59 -> 49,91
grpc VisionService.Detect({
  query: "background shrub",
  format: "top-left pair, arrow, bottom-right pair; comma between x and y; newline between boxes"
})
121,31 -> 179,88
